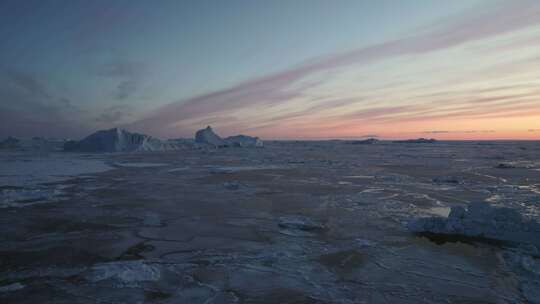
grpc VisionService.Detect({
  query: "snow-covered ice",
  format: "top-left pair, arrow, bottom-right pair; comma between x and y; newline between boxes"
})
2,140 -> 540,303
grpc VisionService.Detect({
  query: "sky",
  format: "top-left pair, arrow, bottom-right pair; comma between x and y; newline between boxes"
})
0,0 -> 539,140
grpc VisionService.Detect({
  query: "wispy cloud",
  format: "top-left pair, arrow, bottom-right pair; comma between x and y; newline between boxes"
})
424,130 -> 495,134
96,60 -> 147,100
95,104 -> 133,124
128,0 -> 540,138
0,67 -> 89,138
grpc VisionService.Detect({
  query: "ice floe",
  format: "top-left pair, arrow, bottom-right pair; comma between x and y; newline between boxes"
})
84,260 -> 161,285
278,216 -> 327,236
408,202 -> 540,247
0,283 -> 25,293
0,185 -> 69,208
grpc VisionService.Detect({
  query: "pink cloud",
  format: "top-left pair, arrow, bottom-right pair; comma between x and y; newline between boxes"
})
127,0 -> 540,138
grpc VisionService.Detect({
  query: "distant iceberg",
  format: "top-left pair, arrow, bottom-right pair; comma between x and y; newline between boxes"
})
348,138 -> 378,145
64,126 -> 263,152
393,138 -> 436,144
194,126 -> 225,147
194,126 -> 263,148
224,134 -> 264,147
0,136 -> 65,151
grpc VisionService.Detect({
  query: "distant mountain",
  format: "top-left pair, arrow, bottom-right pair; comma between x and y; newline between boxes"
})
64,128 -> 167,152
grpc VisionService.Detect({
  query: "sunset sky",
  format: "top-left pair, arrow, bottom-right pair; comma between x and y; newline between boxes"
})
1,0 -> 539,140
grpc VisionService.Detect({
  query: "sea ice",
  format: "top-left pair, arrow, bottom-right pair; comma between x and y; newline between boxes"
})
115,162 -> 168,168
84,260 -> 161,284
278,216 -> 326,232
0,283 -> 25,293
0,154 -> 112,187
408,202 -> 540,247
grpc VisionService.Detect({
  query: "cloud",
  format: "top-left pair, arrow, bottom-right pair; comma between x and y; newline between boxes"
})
424,130 -> 496,134
95,104 -> 132,124
0,67 -> 89,138
3,68 -> 50,99
424,130 -> 450,134
128,0 -> 540,138
115,80 -> 137,100
96,60 -> 146,100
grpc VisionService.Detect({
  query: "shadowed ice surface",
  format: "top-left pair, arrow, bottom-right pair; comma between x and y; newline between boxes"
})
1,141 -> 539,303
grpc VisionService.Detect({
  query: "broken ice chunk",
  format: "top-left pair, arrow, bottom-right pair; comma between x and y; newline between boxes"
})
408,202 -> 540,247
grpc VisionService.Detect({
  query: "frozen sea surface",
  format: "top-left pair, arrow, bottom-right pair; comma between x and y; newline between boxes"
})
1,141 -> 539,303
0,152 -> 112,187
0,152 -> 112,208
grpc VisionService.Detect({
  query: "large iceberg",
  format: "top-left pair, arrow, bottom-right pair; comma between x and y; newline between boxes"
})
63,126 -> 264,152
194,126 -> 263,148
194,126 -> 225,146
408,202 -> 540,247
64,128 -> 166,152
